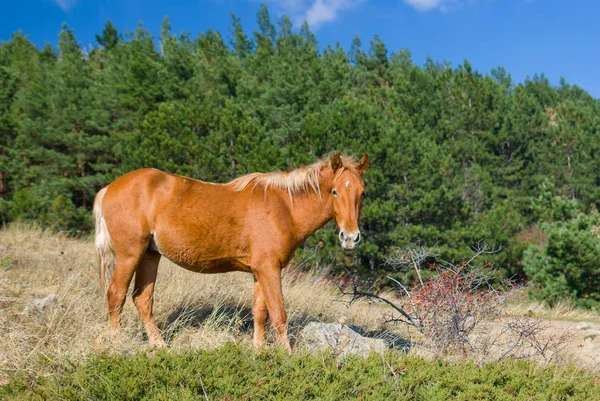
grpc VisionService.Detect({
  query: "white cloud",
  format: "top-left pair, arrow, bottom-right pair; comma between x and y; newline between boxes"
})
303,0 -> 362,28
266,0 -> 363,29
403,0 -> 470,12
278,0 -> 308,14
403,0 -> 444,11
54,0 -> 78,11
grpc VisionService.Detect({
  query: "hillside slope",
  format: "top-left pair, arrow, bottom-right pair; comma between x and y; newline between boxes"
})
1,225 -> 599,386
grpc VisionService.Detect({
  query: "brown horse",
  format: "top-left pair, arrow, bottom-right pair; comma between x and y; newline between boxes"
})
93,152 -> 369,349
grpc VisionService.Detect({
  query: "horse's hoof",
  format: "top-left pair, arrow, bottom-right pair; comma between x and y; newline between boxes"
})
149,340 -> 167,349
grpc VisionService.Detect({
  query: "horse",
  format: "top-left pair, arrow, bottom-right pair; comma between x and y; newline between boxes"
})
93,152 -> 369,350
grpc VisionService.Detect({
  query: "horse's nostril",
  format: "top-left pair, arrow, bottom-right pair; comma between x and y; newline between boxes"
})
339,231 -> 345,241
355,232 -> 360,243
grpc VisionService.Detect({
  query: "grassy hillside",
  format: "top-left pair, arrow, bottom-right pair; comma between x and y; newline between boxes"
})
1,225 -> 600,399
0,224 -> 384,383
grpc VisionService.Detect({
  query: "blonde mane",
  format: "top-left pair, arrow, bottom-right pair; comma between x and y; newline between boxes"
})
228,155 -> 356,201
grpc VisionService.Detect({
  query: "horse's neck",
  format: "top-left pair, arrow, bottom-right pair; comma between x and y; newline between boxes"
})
287,191 -> 332,242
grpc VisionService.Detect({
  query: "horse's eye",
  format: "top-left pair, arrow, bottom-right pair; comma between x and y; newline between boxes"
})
332,189 -> 338,196
361,192 -> 366,199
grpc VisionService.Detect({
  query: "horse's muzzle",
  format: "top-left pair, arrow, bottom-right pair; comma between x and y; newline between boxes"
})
339,230 -> 360,251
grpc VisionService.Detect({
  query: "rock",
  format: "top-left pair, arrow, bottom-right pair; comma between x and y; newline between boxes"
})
298,322 -> 388,358
32,293 -> 58,313
21,304 -> 31,315
576,322 -> 593,331
583,329 -> 600,342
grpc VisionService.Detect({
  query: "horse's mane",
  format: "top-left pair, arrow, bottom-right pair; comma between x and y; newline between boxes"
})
228,155 -> 356,201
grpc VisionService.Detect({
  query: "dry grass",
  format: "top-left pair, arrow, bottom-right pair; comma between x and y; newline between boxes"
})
2,224 -> 600,385
0,224 -> 385,383
507,297 -> 600,323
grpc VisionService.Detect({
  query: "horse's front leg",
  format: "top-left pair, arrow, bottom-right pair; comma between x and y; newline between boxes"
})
253,264 -> 291,352
252,277 -> 268,349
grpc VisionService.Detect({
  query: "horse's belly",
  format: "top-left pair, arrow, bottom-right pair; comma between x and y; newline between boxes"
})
178,258 -> 252,274
151,225 -> 251,273
159,246 -> 252,273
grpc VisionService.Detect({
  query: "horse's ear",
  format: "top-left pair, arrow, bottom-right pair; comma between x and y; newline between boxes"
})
356,153 -> 370,175
331,152 -> 342,172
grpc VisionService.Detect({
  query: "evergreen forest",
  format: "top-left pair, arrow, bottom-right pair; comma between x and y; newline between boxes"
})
1,5 -> 599,306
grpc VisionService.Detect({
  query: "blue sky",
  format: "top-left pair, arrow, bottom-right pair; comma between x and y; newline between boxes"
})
1,0 -> 599,98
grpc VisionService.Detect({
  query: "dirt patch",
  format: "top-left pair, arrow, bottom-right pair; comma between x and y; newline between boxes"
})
539,319 -> 600,369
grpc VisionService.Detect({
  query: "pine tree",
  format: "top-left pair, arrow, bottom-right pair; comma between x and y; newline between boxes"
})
95,20 -> 120,51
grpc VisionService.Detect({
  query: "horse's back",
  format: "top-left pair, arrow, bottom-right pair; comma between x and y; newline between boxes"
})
101,168 -> 222,226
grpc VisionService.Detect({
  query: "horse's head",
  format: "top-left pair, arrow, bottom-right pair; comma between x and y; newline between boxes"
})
328,152 -> 370,251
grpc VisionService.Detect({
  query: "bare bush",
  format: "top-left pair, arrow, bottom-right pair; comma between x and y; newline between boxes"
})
475,316 -> 574,364
339,243 -> 573,362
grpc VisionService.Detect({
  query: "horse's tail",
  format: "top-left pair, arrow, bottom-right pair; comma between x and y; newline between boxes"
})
93,187 -> 115,298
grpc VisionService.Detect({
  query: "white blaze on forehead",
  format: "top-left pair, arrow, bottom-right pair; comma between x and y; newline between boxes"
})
345,180 -> 350,188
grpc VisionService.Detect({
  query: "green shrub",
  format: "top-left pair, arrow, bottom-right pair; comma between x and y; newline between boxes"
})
6,187 -> 92,233
523,211 -> 600,308
2,344 -> 599,400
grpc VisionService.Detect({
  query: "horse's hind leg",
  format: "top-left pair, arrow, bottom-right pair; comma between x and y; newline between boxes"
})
107,253 -> 139,331
133,251 -> 165,347
107,239 -> 148,332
